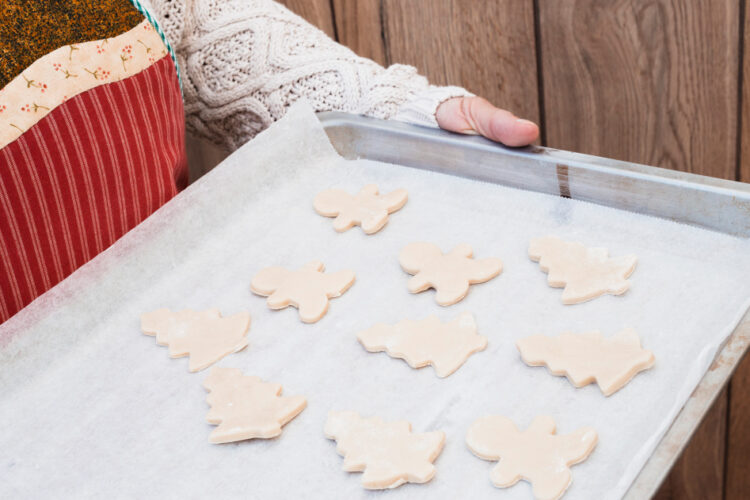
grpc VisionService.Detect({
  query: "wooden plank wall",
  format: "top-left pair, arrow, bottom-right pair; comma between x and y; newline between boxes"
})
279,0 -> 749,497
728,7 -> 750,499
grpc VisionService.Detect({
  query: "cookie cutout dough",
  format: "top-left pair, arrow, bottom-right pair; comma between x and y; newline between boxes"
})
466,415 -> 597,500
203,367 -> 306,444
250,261 -> 355,323
357,312 -> 487,377
140,308 -> 250,372
325,411 -> 445,489
313,184 -> 408,234
399,242 -> 503,306
516,329 -> 655,396
529,236 -> 637,304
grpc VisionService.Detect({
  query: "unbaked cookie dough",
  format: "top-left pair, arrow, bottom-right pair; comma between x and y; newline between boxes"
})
203,366 -> 306,444
516,329 -> 655,396
250,261 -> 355,323
313,184 -> 408,234
466,415 -> 597,500
399,242 -> 503,306
140,308 -> 250,372
325,410 -> 445,489
357,312 -> 487,377
529,236 -> 637,304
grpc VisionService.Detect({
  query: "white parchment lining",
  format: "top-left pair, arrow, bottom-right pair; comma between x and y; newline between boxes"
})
2,102 -> 750,499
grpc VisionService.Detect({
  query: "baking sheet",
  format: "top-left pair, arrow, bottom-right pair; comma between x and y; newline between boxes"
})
2,102 -> 750,499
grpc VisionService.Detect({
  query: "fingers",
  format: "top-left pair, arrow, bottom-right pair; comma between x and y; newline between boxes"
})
435,96 -> 540,147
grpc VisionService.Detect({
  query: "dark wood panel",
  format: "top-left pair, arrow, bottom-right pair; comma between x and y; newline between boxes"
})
332,0 -> 386,66
726,356 -> 750,498
737,0 -> 750,182
742,0 -> 750,184
539,0 -> 739,178
277,0 -> 336,39
652,388 -> 728,500
381,0 -> 540,124
734,8 -> 750,495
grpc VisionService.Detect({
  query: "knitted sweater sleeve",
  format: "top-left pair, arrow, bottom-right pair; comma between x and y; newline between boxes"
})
140,0 -> 471,151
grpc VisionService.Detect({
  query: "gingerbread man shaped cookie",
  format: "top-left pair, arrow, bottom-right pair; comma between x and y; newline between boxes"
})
466,415 -> 597,500
251,261 -> 355,323
313,184 -> 408,234
399,242 -> 503,306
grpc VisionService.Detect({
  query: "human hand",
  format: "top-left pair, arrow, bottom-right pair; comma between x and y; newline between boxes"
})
436,96 -> 539,147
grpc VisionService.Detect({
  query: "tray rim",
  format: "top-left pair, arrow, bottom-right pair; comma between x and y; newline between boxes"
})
316,111 -> 750,499
317,112 -> 750,196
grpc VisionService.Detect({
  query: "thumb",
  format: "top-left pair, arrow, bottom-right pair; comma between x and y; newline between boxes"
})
436,96 -> 539,147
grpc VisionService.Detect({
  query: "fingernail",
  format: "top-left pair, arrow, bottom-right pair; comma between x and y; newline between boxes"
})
516,118 -> 536,127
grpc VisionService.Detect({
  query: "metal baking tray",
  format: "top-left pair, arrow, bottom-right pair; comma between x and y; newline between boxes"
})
317,111 -> 750,499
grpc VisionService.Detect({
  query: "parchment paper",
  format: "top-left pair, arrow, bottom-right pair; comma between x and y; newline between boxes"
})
2,102 -> 750,500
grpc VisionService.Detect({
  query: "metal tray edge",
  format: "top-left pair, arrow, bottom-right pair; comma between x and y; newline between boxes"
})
317,112 -> 750,195
318,112 -> 750,238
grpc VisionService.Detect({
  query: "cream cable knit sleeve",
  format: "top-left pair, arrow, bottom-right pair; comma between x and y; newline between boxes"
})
140,0 -> 471,151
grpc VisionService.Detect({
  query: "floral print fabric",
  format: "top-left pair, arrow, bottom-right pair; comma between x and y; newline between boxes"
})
0,20 -> 168,149
0,0 -> 144,89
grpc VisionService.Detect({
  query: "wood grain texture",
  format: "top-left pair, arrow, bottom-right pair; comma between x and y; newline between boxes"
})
742,0 -> 750,184
726,356 -> 750,498
539,0 -> 739,178
381,0 -> 540,123
331,0 -> 386,66
652,387 -> 728,500
277,0 -> 336,38
733,8 -> 750,494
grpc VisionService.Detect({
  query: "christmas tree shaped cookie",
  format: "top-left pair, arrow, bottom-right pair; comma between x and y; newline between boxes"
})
251,261 -> 355,323
466,415 -> 597,500
357,312 -> 487,377
516,329 -> 655,396
399,242 -> 503,306
140,308 -> 250,372
325,411 -> 445,489
203,367 -> 306,444
313,184 -> 408,234
529,236 -> 637,304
